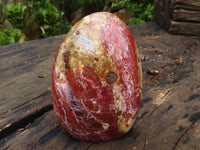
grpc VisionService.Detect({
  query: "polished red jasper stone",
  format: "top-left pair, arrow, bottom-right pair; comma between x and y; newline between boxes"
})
51,12 -> 142,142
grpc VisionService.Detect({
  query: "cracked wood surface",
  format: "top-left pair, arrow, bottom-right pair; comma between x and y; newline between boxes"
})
0,22 -> 200,150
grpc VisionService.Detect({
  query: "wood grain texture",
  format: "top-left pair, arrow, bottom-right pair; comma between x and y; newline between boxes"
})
172,9 -> 200,22
0,22 -> 200,150
0,35 -> 64,138
0,110 -> 92,150
154,0 -> 200,35
169,21 -> 200,35
171,0 -> 200,10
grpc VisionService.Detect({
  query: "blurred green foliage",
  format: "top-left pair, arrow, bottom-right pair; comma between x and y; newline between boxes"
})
27,0 -> 71,37
0,27 -> 25,46
1,0 -> 154,46
0,0 -> 72,46
51,0 -> 105,21
6,3 -> 29,31
112,0 -> 154,24
29,0 -> 64,25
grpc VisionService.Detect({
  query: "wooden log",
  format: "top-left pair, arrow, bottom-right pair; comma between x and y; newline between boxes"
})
154,0 -> 200,35
169,21 -> 200,35
172,9 -> 200,22
171,0 -> 200,11
0,22 -> 200,149
0,35 -> 64,139
175,118 -> 200,150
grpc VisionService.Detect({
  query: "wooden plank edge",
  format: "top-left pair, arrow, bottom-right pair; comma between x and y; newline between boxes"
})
172,9 -> 200,22
172,0 -> 200,11
168,20 -> 200,35
0,103 -> 53,140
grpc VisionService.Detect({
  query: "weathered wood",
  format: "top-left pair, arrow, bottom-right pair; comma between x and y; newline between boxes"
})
171,0 -> 200,11
0,110 -> 92,150
176,120 -> 200,150
0,22 -> 200,150
154,0 -> 200,35
0,35 -> 64,139
169,21 -> 200,35
172,9 -> 200,22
